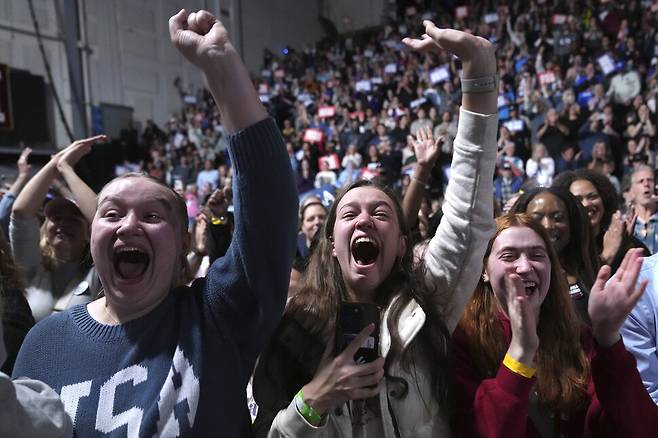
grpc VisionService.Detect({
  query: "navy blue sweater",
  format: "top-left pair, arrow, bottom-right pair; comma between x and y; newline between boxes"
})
12,118 -> 298,437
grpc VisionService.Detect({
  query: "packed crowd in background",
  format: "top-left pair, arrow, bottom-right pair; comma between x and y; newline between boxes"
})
114,0 -> 658,237
2,1 -> 658,437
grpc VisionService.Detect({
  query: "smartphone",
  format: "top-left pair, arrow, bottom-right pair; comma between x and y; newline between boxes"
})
335,302 -> 380,364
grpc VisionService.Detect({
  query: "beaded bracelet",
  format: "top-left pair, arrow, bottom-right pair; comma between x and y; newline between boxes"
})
294,389 -> 324,426
503,353 -> 537,378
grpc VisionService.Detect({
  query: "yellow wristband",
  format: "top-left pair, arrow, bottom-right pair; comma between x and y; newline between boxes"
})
503,353 -> 537,378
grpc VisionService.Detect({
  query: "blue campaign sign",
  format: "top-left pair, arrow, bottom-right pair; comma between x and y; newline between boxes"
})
299,184 -> 337,208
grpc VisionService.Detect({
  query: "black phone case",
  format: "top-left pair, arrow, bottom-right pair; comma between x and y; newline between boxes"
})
335,302 -> 380,363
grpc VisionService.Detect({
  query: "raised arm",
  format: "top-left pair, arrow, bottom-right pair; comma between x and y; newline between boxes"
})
0,148 -> 31,236
12,136 -> 105,221
402,127 -> 441,229
55,135 -> 108,223
11,158 -> 58,220
168,9 -> 266,133
169,9 -> 297,361
7,148 -> 32,197
403,23 -> 498,332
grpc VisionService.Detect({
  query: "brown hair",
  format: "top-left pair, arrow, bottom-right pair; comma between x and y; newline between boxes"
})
286,179 -> 452,405
0,230 -> 25,293
458,213 -> 590,413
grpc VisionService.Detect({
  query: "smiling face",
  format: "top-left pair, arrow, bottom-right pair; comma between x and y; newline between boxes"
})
569,179 -> 604,234
45,212 -> 89,261
526,192 -> 570,254
331,186 -> 406,300
484,226 -> 552,317
92,177 -> 187,314
301,203 -> 327,243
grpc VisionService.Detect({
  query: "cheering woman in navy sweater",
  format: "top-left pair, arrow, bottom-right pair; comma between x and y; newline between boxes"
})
12,9 -> 297,437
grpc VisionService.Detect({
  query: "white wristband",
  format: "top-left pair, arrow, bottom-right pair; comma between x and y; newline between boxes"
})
461,75 -> 498,94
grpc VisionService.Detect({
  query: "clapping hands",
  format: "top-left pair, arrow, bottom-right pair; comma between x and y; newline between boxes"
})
589,248 -> 648,347
412,127 -> 442,170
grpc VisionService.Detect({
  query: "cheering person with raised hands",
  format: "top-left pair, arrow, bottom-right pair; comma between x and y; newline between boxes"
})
253,21 -> 499,438
13,9 -> 297,437
453,214 -> 658,437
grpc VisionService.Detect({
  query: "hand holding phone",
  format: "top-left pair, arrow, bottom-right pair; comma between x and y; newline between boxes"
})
300,324 -> 385,415
335,303 -> 381,363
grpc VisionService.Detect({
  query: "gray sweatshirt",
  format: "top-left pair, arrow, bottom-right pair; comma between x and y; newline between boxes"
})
0,321 -> 73,437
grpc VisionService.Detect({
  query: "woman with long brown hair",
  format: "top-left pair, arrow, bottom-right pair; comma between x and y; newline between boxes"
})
253,24 -> 499,437
452,214 -> 658,437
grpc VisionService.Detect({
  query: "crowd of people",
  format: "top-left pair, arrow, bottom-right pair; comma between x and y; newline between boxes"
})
2,1 -> 658,437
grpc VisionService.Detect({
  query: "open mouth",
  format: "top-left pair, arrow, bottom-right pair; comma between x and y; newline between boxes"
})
113,247 -> 150,280
351,236 -> 379,266
523,281 -> 538,296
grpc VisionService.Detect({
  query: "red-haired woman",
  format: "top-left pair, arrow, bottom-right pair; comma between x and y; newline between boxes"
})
452,213 -> 658,437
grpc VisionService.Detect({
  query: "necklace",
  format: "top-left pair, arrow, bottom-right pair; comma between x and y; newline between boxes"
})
103,301 -> 120,325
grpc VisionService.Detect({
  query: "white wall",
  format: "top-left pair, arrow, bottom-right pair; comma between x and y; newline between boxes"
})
0,0 -> 207,148
239,0 -> 324,72
322,0 -> 385,34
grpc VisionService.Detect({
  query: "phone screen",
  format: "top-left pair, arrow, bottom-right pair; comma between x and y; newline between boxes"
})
335,303 -> 380,363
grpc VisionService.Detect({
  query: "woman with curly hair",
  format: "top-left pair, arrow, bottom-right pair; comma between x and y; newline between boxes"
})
553,168 -> 649,272
510,187 -> 599,322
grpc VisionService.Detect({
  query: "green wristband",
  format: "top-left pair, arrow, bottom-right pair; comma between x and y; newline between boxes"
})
295,389 -> 324,425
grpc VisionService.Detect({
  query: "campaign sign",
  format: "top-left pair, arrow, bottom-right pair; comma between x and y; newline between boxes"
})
318,106 -> 336,118
385,63 -> 397,74
538,71 -> 557,86
303,128 -> 324,143
410,97 -> 427,109
319,153 -> 340,170
552,14 -> 568,25
597,54 -> 616,75
355,80 -> 372,93
430,65 -> 450,84
484,12 -> 499,24
300,184 -> 337,208
504,119 -> 524,132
